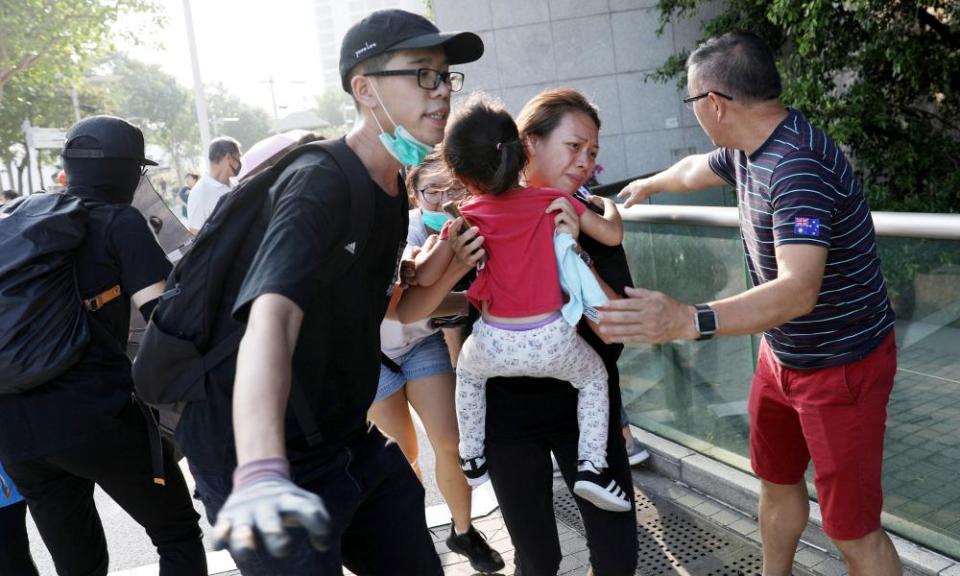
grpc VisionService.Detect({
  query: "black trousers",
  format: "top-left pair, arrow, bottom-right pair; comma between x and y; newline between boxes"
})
0,500 -> 40,576
190,426 -> 443,576
4,401 -> 206,576
487,428 -> 639,576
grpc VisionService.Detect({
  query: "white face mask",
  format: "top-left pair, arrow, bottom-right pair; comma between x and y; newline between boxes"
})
368,79 -> 434,167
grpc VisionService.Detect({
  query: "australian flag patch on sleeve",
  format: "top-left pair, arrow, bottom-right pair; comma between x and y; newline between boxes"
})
793,216 -> 821,236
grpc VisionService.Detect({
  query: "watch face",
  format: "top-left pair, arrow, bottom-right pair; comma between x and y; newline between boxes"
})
696,305 -> 717,337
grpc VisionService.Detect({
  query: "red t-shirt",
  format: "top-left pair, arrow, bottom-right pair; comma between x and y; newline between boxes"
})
440,186 -> 586,317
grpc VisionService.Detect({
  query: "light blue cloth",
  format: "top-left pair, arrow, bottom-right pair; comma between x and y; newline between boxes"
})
1,460 -> 24,507
554,231 -> 607,326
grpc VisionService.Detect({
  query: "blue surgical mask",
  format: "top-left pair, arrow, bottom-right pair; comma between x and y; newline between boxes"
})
369,80 -> 434,167
421,208 -> 452,232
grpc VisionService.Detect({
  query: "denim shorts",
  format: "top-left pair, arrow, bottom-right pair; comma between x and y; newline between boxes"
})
375,332 -> 453,403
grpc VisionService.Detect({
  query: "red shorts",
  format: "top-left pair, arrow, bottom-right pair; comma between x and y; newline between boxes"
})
748,331 -> 896,541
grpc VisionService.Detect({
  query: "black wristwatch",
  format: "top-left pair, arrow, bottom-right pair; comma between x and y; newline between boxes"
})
694,303 -> 717,341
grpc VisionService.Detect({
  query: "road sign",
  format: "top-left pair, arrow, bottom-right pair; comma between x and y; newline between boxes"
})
25,127 -> 67,149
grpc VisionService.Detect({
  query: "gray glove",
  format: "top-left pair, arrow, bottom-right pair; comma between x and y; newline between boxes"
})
211,475 -> 331,559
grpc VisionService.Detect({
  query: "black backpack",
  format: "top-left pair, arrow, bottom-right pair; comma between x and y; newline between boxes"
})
0,193 -> 91,393
132,138 -> 373,442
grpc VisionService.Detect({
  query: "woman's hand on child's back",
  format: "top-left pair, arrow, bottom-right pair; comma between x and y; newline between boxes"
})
546,197 -> 580,240
448,219 -> 486,270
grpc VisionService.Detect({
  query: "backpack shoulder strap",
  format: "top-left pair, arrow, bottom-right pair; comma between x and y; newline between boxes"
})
274,137 -> 376,448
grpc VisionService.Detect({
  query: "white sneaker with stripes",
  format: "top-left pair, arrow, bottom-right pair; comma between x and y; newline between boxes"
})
572,461 -> 632,512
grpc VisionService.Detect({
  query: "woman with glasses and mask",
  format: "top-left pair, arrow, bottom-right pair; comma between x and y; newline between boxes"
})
397,88 -> 639,576
371,151 -> 504,575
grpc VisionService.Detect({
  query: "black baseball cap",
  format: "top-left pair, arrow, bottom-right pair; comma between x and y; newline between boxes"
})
62,115 -> 158,166
340,9 -> 484,92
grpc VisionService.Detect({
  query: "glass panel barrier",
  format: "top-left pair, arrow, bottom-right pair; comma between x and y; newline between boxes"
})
868,237 -> 960,555
620,221 -> 756,467
620,222 -> 960,558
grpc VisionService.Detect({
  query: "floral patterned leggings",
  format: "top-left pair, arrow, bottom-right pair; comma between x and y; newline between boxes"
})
456,315 -> 610,468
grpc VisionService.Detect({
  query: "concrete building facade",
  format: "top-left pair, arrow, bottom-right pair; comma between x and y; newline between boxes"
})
432,0 -> 721,185
314,0 -> 426,92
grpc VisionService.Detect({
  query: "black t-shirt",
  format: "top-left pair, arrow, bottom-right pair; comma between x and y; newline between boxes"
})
485,199 -> 635,444
0,204 -> 171,463
178,152 -> 407,473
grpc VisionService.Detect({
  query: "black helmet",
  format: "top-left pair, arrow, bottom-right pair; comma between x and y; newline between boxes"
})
62,115 -> 158,166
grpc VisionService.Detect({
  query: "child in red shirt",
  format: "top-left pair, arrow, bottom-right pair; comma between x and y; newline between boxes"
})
415,94 -> 630,512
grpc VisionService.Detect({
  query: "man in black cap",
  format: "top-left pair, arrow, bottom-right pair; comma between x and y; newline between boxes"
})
0,115 -> 207,575
175,9 -> 485,575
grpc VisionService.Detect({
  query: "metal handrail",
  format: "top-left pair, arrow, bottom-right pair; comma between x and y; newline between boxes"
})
619,204 -> 960,240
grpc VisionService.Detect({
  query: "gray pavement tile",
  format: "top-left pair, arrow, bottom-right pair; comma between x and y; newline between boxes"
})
728,517 -> 758,536
794,546 -> 825,569
691,499 -> 725,518
938,563 -> 960,575
812,555 -> 848,576
711,509 -> 742,526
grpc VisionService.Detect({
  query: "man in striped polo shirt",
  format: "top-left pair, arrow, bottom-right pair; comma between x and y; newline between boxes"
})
604,32 -> 900,576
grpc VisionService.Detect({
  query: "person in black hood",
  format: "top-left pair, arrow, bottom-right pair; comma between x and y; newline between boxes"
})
0,116 -> 207,576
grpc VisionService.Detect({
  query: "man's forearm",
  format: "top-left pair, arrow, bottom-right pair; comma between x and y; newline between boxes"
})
599,274 -> 820,344
649,155 -> 704,194
710,276 -> 819,337
233,309 -> 299,464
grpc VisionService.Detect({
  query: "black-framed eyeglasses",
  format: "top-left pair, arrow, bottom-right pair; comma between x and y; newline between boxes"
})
418,185 -> 467,202
682,91 -> 734,107
365,68 -> 465,92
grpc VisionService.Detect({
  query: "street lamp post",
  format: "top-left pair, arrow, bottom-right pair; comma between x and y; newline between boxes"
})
182,0 -> 211,163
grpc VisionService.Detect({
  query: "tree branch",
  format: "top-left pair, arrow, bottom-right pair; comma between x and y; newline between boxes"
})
916,6 -> 960,48
0,51 -> 44,88
901,104 -> 960,133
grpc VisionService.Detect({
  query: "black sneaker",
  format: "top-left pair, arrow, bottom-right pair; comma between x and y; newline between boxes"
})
459,455 -> 490,486
446,524 -> 505,574
572,461 -> 631,512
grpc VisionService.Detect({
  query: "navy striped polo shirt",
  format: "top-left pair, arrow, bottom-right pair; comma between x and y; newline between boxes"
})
708,109 -> 895,369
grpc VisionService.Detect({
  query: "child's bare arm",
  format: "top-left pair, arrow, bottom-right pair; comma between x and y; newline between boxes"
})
414,236 -> 455,287
579,196 -> 623,246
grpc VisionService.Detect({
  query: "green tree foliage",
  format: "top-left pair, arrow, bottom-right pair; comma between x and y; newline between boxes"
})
0,0 -> 158,190
314,86 -> 352,126
651,0 -> 960,213
110,56 -> 199,183
206,83 -> 273,151
0,0 -> 160,103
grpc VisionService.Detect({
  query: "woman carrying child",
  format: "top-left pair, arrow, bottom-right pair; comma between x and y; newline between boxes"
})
398,88 -> 640,576
413,94 -> 631,514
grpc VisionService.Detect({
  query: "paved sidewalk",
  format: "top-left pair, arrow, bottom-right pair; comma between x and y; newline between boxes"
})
205,508 -> 577,576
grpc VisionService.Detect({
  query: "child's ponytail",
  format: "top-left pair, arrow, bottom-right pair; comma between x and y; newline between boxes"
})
442,93 -> 527,196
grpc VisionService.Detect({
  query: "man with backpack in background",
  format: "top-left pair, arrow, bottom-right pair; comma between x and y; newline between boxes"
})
0,116 -> 207,576
159,9 -> 484,574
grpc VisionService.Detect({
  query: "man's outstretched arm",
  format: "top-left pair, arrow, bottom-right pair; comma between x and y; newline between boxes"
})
212,293 -> 330,559
598,244 -> 827,343
234,293 -> 301,461
619,153 -> 724,208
